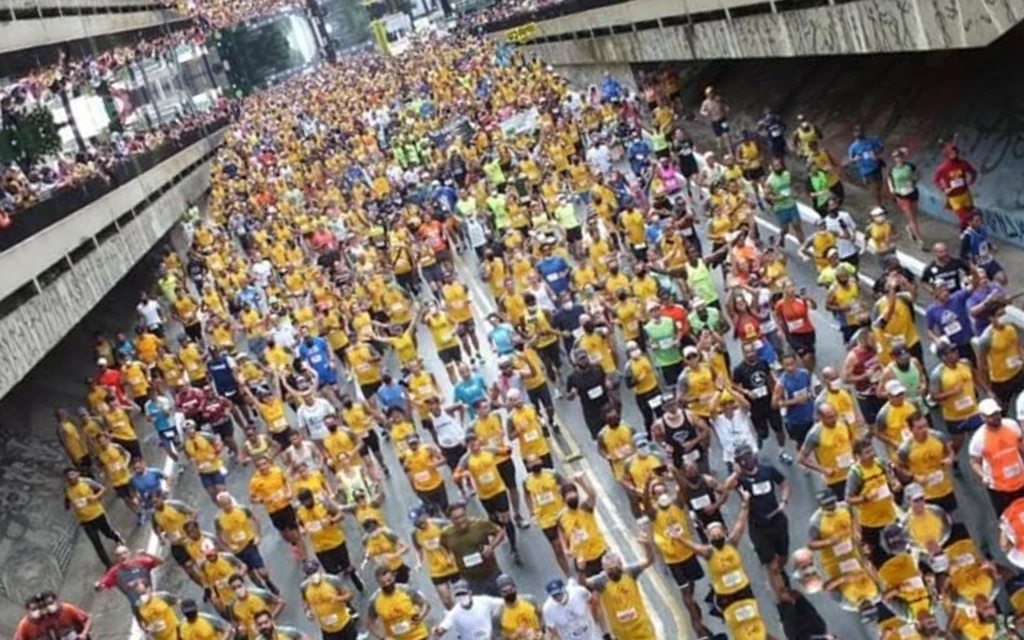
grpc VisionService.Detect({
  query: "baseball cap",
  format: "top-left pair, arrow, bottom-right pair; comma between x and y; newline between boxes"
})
180,598 -> 199,616
884,380 -> 906,396
905,483 -> 925,501
816,489 -> 837,507
452,580 -> 471,596
495,574 -> 516,590
545,579 -> 567,597
979,398 -> 1002,416
683,346 -> 699,358
97,357 -> 108,367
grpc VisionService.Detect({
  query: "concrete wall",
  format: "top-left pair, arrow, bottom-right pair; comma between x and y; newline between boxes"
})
552,61 -> 637,93
0,10 -> 180,54
6,0 -> 158,10
0,130 -> 223,400
509,0 -> 1024,62
0,132 -> 223,302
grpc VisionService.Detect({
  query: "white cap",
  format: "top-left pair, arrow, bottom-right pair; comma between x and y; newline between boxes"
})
870,206 -> 887,217
683,346 -> 699,358
507,389 -> 522,401
979,398 -> 1002,416
884,380 -> 906,396
97,357 -> 108,367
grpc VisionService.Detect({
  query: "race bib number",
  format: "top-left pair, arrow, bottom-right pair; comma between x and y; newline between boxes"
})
1005,463 -> 1022,478
931,554 -> 949,572
306,521 -> 323,532
752,386 -> 768,399
953,553 -> 976,569
778,187 -> 791,197
198,461 -> 215,473
586,386 -> 604,400
786,320 -> 804,333
903,576 -> 925,591
479,472 -> 497,485
615,608 -> 637,622
658,338 -> 675,350
413,471 -> 432,484
273,417 -> 288,429
872,485 -> 891,500
683,449 -> 701,464
270,490 -> 286,503
425,538 -> 440,550
949,177 -> 965,189
149,621 -> 166,632
681,227 -> 694,236
926,470 -> 945,487
733,603 -> 757,622
462,552 -> 483,568
232,531 -> 248,542
321,613 -> 338,625
1008,355 -> 1023,369
536,491 -> 555,505
832,539 -> 853,556
954,396 -> 975,411
523,430 -> 539,442
73,498 -> 88,509
633,243 -> 647,251
836,453 -> 854,468
167,530 -> 183,543
899,624 -> 918,639
838,558 -> 860,574
943,321 -> 962,336
571,529 -> 589,544
648,395 -> 664,408
690,495 -> 711,510
545,273 -> 560,283
666,523 -> 685,538
751,481 -> 772,496
722,570 -> 744,588
391,621 -> 411,635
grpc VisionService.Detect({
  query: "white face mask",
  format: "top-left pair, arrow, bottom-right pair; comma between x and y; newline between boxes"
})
656,493 -> 673,508
311,572 -> 323,584
235,588 -> 247,598
28,610 -> 41,620
827,379 -> 841,391
458,595 -> 472,608
138,593 -> 152,605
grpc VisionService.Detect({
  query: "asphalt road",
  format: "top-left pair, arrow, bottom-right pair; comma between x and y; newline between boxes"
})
145,207 -> 1009,640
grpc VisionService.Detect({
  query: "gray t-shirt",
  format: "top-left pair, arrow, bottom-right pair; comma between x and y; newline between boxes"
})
441,518 -> 502,582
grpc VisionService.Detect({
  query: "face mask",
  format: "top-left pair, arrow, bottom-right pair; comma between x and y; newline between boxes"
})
740,457 -> 757,472
606,568 -> 623,581
28,610 -> 41,620
656,494 -> 673,509
46,604 -> 59,614
528,465 -> 542,475
235,588 -> 247,598
711,537 -> 726,550
503,592 -> 518,604
139,593 -> 152,605
185,611 -> 198,622
458,595 -> 472,608
259,629 -> 276,639
564,496 -> 579,510
311,572 -> 323,584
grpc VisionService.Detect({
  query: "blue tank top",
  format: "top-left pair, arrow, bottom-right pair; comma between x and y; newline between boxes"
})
490,325 -> 515,355
781,369 -> 814,425
536,257 -> 569,295
207,357 -> 238,394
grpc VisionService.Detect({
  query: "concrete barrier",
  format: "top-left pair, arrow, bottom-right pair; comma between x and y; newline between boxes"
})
0,10 -> 180,54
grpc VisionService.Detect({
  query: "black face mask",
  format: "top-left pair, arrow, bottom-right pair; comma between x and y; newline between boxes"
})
503,592 -> 518,604
606,568 -> 623,581
381,583 -> 397,595
740,458 -> 757,472
259,629 -> 276,639
710,537 -> 726,550
564,496 -> 579,510
185,612 -> 198,622
300,501 -> 314,510
528,465 -> 542,475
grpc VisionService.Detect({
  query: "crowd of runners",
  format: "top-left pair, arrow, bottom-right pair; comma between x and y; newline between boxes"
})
15,30 -> 1024,640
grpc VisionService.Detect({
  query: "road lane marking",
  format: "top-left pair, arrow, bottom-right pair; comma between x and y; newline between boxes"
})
454,252 -> 690,637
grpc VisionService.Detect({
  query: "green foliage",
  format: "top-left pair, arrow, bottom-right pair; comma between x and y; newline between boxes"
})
0,106 -> 62,167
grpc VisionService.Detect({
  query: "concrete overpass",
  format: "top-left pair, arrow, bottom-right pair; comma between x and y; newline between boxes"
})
1,0 -> 187,55
494,0 -> 1024,64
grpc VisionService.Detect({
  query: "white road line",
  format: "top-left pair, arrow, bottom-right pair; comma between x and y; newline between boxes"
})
453,253 -> 688,637
129,454 -> 177,640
